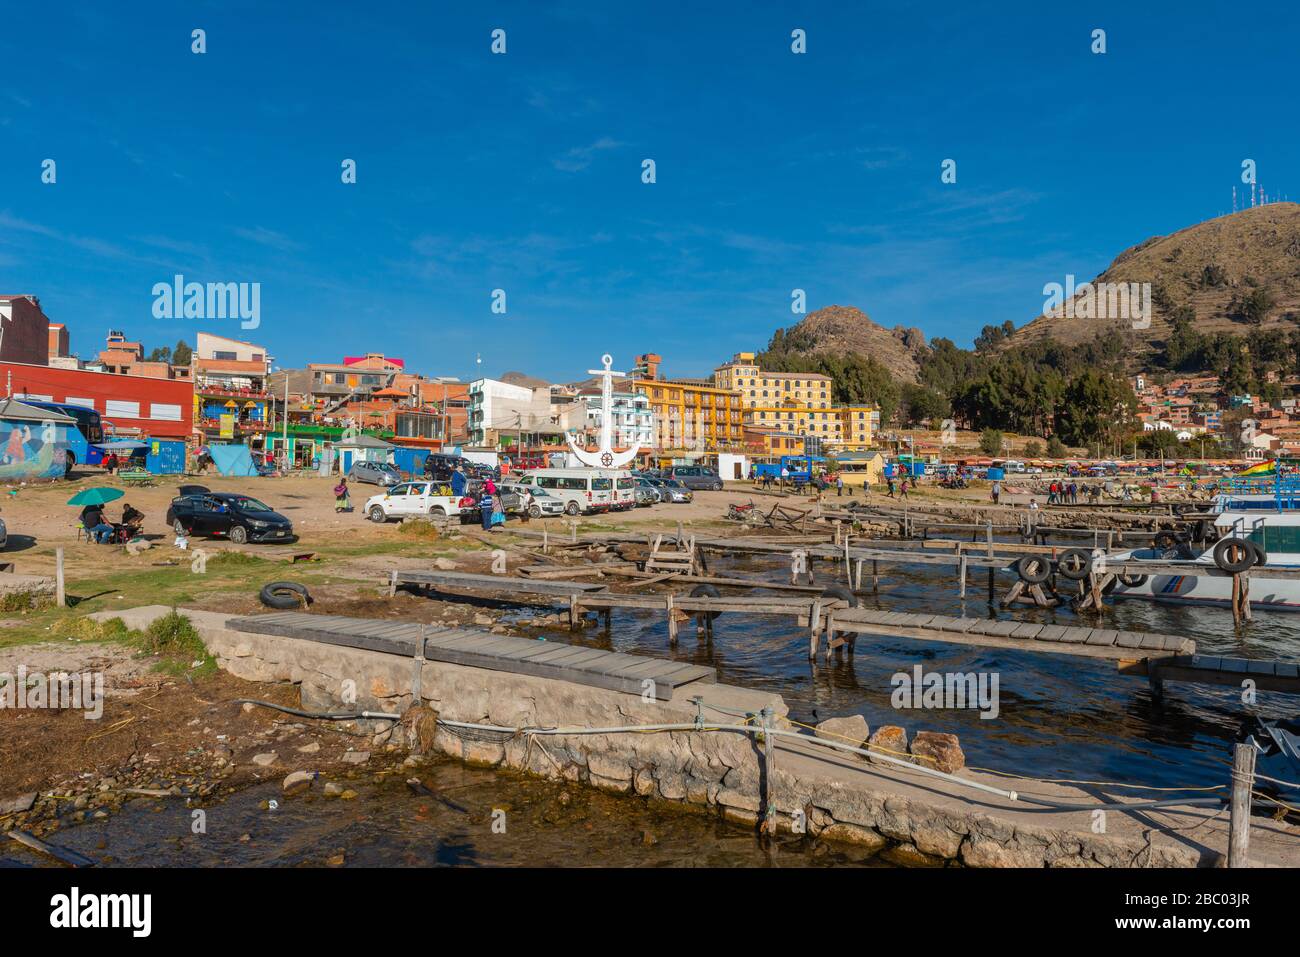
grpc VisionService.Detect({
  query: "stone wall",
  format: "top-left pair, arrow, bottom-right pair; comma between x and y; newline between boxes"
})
112,606 -> 1215,868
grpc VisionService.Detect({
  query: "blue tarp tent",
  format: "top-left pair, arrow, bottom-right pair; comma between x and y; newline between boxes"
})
209,443 -> 258,477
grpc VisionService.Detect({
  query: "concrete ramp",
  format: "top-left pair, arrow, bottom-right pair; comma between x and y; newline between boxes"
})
226,611 -> 716,700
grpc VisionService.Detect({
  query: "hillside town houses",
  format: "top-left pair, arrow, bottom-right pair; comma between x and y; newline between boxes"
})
0,294 -> 882,477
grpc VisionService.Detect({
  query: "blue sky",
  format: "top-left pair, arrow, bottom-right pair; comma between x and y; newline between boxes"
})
2,1 -> 1297,382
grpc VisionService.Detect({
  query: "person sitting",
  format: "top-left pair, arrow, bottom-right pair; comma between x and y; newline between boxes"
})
121,503 -> 145,537
80,504 -> 115,544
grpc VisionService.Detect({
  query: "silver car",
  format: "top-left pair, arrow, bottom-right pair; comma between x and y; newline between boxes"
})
649,478 -> 692,503
348,460 -> 402,487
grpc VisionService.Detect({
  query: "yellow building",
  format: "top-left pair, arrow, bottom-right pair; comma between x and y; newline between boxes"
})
837,405 -> 878,450
714,352 -> 876,450
633,353 -> 744,451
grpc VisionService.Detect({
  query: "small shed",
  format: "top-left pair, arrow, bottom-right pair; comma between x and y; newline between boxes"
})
334,434 -> 395,473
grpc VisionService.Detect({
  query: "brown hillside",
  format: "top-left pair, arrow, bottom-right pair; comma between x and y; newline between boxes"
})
1009,203 -> 1300,353
772,305 -> 928,382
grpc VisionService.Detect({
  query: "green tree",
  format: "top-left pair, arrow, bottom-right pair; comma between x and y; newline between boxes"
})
979,428 -> 1004,456
1023,440 -> 1042,457
1046,436 -> 1067,458
172,340 -> 193,366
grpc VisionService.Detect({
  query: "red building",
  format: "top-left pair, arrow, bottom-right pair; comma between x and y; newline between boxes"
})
0,360 -> 194,439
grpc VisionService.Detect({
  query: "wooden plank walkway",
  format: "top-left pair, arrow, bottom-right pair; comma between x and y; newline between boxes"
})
1118,654 -> 1300,695
390,568 -> 611,597
804,607 -> 1196,661
225,611 -> 716,700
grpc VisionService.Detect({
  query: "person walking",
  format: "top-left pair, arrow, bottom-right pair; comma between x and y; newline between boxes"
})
835,473 -> 844,497
991,480 -> 1001,505
899,478 -> 910,500
333,477 -> 351,513
886,477 -> 896,498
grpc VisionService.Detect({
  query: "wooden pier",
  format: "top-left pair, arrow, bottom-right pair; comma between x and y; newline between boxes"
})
226,610 -> 716,700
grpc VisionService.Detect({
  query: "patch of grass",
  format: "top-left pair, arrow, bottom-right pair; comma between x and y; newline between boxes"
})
205,550 -> 274,568
0,589 -> 55,613
398,520 -> 441,540
49,615 -> 132,643
137,609 -> 206,657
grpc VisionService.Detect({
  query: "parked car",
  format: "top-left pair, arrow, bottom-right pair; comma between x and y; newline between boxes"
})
649,478 -> 693,503
348,460 -> 402,487
664,466 -> 723,491
499,481 -> 565,518
634,477 -> 661,506
364,481 -> 477,523
166,492 -> 294,543
493,482 -> 530,515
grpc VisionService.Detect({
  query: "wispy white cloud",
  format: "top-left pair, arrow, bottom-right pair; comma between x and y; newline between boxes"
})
552,136 -> 623,172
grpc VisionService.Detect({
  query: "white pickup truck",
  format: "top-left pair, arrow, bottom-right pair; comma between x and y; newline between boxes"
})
364,480 -> 474,523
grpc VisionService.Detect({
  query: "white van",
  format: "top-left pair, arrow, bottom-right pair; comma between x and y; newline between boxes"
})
599,469 -> 637,510
515,468 -> 616,515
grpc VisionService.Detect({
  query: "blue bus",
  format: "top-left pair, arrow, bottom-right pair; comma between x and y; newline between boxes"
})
20,400 -> 106,472
754,455 -> 827,483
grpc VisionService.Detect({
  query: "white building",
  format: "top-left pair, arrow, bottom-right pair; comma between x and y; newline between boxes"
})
466,377 -> 585,448
576,390 -> 654,449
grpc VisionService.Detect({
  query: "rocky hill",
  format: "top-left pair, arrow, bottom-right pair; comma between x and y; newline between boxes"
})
1008,203 -> 1300,352
766,305 -> 929,382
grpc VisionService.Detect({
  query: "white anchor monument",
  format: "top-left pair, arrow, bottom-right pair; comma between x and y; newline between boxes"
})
566,353 -> 641,469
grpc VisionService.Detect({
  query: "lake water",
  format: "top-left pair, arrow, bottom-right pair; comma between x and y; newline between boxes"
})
533,551 -> 1300,793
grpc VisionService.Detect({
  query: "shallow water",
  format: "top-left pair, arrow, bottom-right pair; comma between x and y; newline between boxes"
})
530,551 -> 1300,792
9,759 -> 888,868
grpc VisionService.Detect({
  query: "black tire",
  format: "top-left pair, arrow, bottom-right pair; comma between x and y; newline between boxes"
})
1015,556 -> 1052,584
712,482 -> 723,491
1212,537 -> 1256,574
820,585 -> 858,608
1117,572 -> 1148,588
1055,548 -> 1093,581
429,505 -> 447,517
259,581 -> 311,609
528,504 -> 542,518
172,518 -> 188,536
565,501 -> 580,516
1153,530 -> 1179,551
369,505 -> 387,523
1191,519 -> 1209,543
228,525 -> 248,545
690,584 -> 723,621
1248,540 -> 1268,568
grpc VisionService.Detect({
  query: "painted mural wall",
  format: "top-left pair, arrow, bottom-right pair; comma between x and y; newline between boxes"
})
0,418 -> 71,482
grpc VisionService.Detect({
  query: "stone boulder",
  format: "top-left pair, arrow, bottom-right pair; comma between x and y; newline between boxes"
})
909,731 -> 965,774
282,770 -> 315,794
866,725 -> 909,766
814,715 -> 870,757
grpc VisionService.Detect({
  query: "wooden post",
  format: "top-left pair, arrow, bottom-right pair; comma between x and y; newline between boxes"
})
807,598 -> 822,658
958,554 -> 967,598
665,594 -> 677,645
388,569 -> 398,597
871,559 -> 879,593
568,593 -> 579,630
854,558 -> 864,591
55,547 -> 65,608
542,527 -> 548,554
843,539 -> 851,583
1228,742 -> 1257,868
